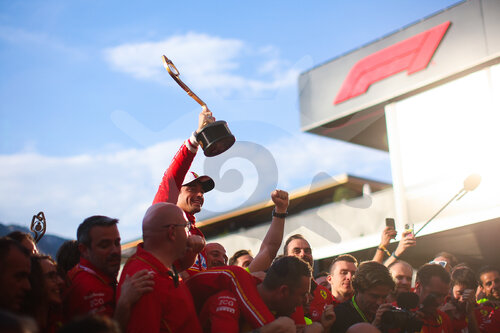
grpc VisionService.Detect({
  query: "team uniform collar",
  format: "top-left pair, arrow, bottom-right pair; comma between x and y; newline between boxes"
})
134,243 -> 180,286
77,257 -> 116,285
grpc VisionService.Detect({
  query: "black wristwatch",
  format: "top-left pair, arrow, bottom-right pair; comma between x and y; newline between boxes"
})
272,208 -> 288,218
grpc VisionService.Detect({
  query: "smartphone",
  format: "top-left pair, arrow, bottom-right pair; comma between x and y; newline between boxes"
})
385,218 -> 396,229
404,223 -> 414,236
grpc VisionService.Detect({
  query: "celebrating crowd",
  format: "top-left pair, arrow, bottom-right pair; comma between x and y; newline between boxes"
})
1,109 -> 499,333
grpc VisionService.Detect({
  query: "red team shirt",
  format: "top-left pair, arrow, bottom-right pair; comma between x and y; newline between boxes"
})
152,136 -> 208,276
118,243 -> 202,333
306,281 -> 335,322
419,309 -> 453,333
190,266 -> 308,332
64,258 -> 116,319
475,302 -> 500,333
187,266 -> 279,329
65,257 -> 116,320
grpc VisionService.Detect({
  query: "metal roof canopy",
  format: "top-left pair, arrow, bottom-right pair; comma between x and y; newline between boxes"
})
316,216 -> 500,273
121,174 -> 391,252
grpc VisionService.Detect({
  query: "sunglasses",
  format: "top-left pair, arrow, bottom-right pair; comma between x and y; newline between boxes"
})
429,260 -> 448,268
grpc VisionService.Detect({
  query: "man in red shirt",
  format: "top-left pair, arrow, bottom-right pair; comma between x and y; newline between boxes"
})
65,215 -> 154,330
66,216 -> 122,319
118,202 -> 205,333
152,108 -> 216,277
187,256 -> 323,332
414,263 -> 453,333
476,266 -> 500,332
204,243 -> 228,268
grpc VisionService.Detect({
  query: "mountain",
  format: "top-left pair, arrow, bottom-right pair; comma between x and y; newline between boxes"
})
0,223 -> 70,259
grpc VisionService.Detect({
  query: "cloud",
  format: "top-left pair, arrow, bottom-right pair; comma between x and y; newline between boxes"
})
0,133 -> 389,242
0,25 -> 85,59
103,32 -> 300,97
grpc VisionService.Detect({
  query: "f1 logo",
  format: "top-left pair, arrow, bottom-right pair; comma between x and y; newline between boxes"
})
334,21 -> 451,105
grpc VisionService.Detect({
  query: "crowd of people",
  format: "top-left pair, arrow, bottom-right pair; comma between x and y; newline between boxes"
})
1,108 -> 499,333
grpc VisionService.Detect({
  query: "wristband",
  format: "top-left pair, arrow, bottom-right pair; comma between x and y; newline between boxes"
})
272,208 -> 288,219
190,132 -> 200,147
378,245 -> 392,257
391,252 -> 401,260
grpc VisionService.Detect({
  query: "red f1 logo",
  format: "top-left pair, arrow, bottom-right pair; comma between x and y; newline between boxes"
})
334,21 -> 451,105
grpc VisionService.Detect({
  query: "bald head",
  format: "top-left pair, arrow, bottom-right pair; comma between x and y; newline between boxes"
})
141,203 -> 189,266
205,243 -> 228,268
389,261 -> 414,295
346,323 -> 381,333
143,203 -> 185,235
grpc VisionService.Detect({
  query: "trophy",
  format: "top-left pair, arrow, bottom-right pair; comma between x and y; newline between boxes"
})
30,211 -> 47,243
162,55 -> 235,157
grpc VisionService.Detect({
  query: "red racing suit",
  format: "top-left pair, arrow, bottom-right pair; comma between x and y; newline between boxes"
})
64,257 -> 116,320
476,301 -> 500,333
306,280 -> 334,322
118,243 -> 202,333
152,134 -> 207,276
420,309 -> 453,333
186,266 -> 278,330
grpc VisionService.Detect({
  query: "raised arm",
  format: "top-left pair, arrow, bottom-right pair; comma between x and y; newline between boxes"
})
152,107 -> 214,205
248,190 -> 289,273
383,230 -> 416,267
372,226 -> 396,264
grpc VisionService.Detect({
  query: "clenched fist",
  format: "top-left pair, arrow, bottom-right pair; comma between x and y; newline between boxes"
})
271,189 -> 289,214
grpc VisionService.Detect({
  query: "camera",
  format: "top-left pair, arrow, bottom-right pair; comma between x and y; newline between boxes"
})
380,292 -> 423,333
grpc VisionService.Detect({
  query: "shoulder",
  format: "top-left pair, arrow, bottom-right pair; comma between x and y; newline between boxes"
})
334,300 -> 355,314
331,301 -> 360,333
437,309 -> 452,325
314,284 -> 334,302
68,267 -> 110,293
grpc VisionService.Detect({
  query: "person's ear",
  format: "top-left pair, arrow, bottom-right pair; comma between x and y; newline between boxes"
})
165,226 -> 176,241
78,243 -> 89,260
278,284 -> 290,299
326,274 -> 333,284
415,281 -> 422,294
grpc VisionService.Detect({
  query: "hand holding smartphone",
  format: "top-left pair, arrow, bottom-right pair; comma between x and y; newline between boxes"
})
385,218 -> 395,229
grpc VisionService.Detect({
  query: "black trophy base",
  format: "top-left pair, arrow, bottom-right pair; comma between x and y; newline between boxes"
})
196,120 -> 235,157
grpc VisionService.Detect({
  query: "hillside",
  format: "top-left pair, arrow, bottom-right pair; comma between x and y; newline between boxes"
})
0,223 -> 70,258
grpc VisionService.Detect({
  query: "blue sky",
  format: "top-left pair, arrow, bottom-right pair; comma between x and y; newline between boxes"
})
0,0 -> 460,241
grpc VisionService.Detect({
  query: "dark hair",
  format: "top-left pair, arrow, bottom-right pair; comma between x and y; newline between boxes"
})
352,261 -> 395,294
228,249 -> 252,266
56,240 -> 80,273
6,231 -> 36,244
433,252 -> 458,268
283,234 -> 309,255
451,265 -> 477,290
59,314 -> 120,333
416,263 -> 451,287
263,256 -> 312,291
77,216 -> 118,247
329,254 -> 358,272
22,254 -> 57,318
0,237 -> 30,266
477,266 -> 499,286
